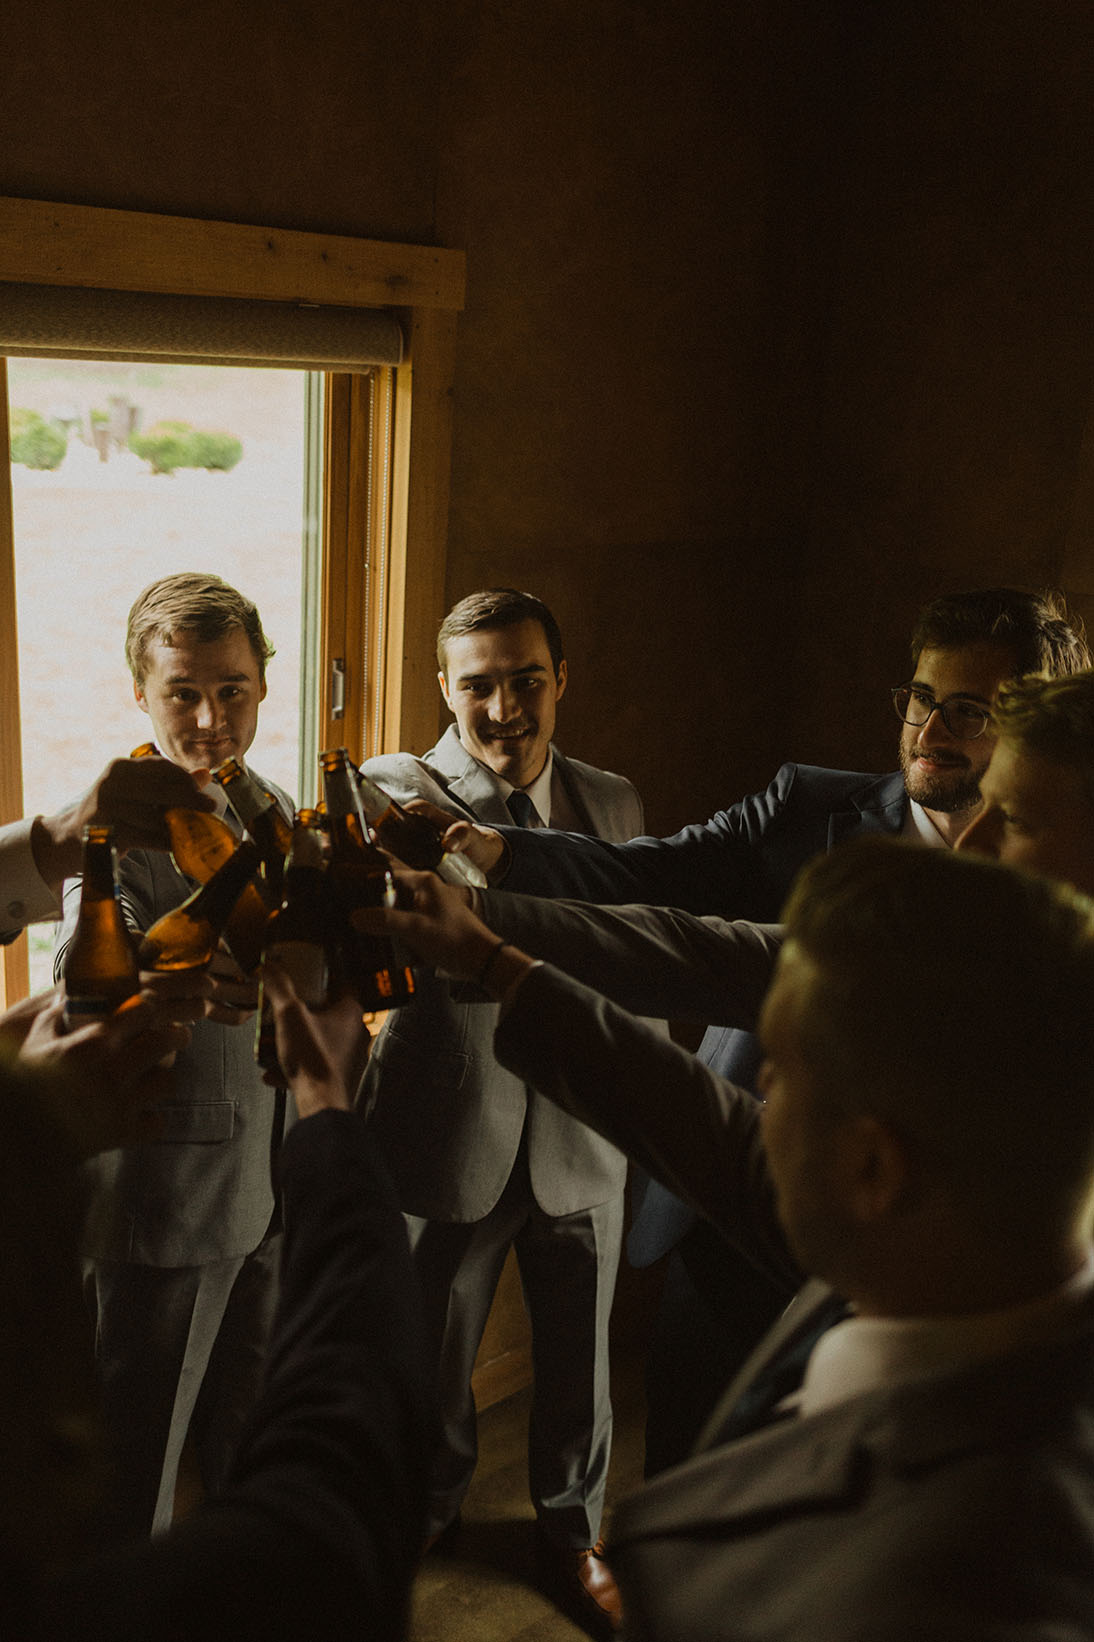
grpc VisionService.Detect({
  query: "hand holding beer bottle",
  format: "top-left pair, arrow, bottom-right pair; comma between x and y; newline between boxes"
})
61,825 -> 141,1030
210,757 -> 293,900
353,766 -> 488,890
320,749 -> 415,1011
130,741 -> 242,883
138,840 -> 266,973
255,810 -> 338,1081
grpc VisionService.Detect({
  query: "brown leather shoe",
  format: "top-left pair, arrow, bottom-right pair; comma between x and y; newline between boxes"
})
538,1533 -> 624,1633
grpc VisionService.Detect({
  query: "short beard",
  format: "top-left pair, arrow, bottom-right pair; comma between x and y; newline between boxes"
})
900,747 -> 983,814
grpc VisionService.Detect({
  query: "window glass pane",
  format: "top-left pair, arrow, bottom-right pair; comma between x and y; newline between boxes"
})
8,358 -> 309,992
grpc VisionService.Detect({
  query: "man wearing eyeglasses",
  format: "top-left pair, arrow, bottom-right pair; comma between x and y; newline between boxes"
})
433,587 -> 1091,1475
893,648 -> 1011,844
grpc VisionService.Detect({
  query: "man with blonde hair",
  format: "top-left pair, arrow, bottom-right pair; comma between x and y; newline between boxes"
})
56,571 -> 293,1539
956,667 -> 1094,894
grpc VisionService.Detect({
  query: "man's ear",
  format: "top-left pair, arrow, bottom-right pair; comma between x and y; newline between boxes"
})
554,658 -> 568,701
841,1113 -> 912,1224
133,679 -> 149,715
437,669 -> 454,713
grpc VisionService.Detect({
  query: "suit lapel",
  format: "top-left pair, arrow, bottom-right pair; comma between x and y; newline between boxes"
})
694,1278 -> 839,1451
552,752 -> 598,835
827,771 -> 907,851
429,727 -> 594,832
426,726 -> 513,826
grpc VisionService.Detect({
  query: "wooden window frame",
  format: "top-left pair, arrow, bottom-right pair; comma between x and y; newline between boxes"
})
0,196 -> 464,1005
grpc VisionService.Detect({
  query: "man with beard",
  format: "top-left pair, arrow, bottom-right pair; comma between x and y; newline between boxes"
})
433,587 -> 1090,1474
359,587 -> 647,1632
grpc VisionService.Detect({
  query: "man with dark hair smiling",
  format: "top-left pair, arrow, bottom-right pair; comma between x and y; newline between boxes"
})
360,587 -> 648,1631
429,587 -> 1091,1473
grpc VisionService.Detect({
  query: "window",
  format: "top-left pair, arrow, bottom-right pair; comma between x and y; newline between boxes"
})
0,195 -> 464,1007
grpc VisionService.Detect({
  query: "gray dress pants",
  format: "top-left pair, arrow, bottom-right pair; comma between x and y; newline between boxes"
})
87,1231 -> 281,1536
406,1134 -> 623,1548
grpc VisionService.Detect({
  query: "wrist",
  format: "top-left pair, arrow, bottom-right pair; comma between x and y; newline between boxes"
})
30,812 -> 82,893
488,834 -> 513,886
479,943 -> 535,1005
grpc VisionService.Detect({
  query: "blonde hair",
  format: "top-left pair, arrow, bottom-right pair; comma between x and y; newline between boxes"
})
125,572 -> 274,685
993,669 -> 1094,809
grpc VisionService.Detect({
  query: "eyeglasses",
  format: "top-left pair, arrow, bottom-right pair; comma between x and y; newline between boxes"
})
891,684 -> 992,741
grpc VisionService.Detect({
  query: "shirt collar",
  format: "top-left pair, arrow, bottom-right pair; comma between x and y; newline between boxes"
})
903,798 -> 951,847
798,1247 -> 1094,1418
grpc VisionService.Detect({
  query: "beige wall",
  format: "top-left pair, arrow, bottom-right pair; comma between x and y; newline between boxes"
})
4,0 -> 1093,834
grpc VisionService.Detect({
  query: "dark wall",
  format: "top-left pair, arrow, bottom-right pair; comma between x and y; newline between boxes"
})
4,0 -> 1093,833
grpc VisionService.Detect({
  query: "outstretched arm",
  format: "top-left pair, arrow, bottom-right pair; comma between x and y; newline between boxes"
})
476,889 -> 781,1026
32,754 -> 215,888
355,871 -> 797,1287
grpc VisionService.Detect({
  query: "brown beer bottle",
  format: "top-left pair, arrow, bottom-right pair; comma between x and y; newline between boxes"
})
131,740 -> 275,964
130,741 -> 240,883
353,766 -> 488,890
62,825 -> 141,1030
210,757 -> 292,900
319,748 -> 415,1010
255,810 -> 336,1080
139,840 -> 266,972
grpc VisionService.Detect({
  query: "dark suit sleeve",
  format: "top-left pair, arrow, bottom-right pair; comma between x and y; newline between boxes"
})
479,891 -> 782,1026
494,964 -> 800,1290
50,1109 -> 433,1642
500,763 -> 812,917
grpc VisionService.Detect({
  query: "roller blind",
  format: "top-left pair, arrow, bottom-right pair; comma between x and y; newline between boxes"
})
0,280 -> 403,369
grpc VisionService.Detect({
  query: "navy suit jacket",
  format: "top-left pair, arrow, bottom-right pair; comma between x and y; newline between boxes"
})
501,763 -> 908,1263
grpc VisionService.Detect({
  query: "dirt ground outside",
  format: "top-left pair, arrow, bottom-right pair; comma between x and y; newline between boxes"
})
8,358 -> 310,990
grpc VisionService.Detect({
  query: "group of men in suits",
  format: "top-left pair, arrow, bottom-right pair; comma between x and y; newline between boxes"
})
7,577 -> 646,1631
439,586 -> 1092,1474
358,652 -> 1094,1640
6,572 -> 1094,1639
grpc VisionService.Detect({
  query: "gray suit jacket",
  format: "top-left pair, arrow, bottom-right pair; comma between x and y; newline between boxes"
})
57,771 -> 294,1266
492,965 -> 1094,1640
609,1283 -> 1094,1641
361,725 -> 644,1220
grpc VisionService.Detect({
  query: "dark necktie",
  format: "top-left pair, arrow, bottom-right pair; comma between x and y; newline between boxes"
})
506,789 -> 538,828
